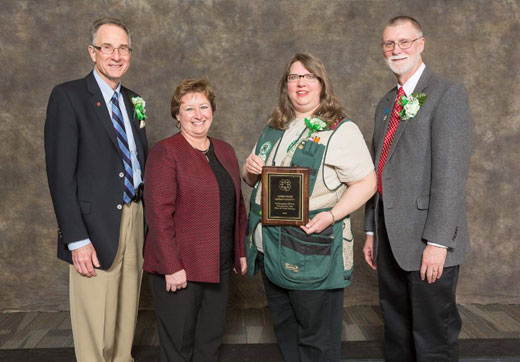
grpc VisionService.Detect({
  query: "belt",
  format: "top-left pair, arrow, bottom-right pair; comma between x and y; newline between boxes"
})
132,184 -> 144,203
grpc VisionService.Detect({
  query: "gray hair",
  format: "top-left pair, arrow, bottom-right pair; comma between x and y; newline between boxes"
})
90,17 -> 132,46
386,15 -> 423,37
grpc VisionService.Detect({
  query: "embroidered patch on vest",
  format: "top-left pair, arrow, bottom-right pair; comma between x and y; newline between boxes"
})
259,141 -> 272,161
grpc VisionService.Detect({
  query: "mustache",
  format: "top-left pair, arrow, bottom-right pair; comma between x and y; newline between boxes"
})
388,55 -> 408,61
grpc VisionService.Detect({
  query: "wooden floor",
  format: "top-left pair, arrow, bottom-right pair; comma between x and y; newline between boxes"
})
0,304 -> 519,349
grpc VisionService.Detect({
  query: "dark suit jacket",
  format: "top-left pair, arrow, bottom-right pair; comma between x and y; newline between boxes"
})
364,66 -> 473,271
45,71 -> 148,270
143,132 -> 247,283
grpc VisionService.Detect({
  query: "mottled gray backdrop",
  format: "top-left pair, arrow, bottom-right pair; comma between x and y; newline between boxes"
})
1,0 -> 519,311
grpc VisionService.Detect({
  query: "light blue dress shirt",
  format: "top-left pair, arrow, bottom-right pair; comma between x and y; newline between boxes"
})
68,69 -> 143,251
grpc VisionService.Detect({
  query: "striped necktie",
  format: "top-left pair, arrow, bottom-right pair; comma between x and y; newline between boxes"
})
377,87 -> 405,195
111,92 -> 135,204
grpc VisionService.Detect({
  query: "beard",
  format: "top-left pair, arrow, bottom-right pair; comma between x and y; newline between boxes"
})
385,51 -> 421,76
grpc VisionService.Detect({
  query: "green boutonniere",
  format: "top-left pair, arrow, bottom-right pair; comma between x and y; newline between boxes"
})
399,92 -> 427,120
131,96 -> 147,128
304,117 -> 328,137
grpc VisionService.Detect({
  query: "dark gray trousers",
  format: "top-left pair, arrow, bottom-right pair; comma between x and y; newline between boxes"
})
149,267 -> 231,362
258,253 -> 344,362
377,201 -> 462,362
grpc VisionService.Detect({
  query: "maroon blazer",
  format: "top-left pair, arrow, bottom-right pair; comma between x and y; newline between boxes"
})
143,132 -> 247,283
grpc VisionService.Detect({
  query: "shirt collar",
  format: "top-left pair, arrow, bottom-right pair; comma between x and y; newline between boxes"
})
398,62 -> 426,96
93,69 -> 122,105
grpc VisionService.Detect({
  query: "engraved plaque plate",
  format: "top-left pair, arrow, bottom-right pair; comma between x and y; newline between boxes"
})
261,166 -> 309,226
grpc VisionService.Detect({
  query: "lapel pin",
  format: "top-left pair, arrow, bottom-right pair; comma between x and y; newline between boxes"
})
96,101 -> 101,107
383,108 -> 390,121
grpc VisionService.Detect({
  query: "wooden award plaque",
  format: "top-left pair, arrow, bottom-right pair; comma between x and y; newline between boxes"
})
261,166 -> 309,226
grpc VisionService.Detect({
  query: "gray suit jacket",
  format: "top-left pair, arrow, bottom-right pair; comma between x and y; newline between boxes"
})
364,66 -> 473,271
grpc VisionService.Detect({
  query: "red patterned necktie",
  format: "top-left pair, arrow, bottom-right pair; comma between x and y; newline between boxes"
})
377,87 -> 405,194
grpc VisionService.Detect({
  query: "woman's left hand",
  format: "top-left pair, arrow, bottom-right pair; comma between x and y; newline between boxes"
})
233,257 -> 247,275
300,211 -> 334,235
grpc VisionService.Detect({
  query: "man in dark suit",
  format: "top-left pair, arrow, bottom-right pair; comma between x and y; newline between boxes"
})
45,17 -> 148,362
363,16 -> 472,362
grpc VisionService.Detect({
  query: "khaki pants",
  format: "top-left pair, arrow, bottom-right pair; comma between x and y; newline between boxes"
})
70,201 -> 144,362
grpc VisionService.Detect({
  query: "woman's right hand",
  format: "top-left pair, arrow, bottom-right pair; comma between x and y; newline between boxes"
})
244,154 -> 265,175
165,269 -> 187,292
242,154 -> 265,186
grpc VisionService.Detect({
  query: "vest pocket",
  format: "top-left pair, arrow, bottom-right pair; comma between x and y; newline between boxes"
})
278,226 -> 334,283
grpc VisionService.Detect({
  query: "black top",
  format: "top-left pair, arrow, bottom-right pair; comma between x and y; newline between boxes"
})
206,141 -> 236,268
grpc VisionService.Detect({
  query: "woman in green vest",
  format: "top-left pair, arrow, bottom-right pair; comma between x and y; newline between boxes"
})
242,52 -> 377,362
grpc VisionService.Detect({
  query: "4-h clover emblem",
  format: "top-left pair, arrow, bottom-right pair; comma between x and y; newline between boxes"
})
279,178 -> 292,192
259,142 -> 272,161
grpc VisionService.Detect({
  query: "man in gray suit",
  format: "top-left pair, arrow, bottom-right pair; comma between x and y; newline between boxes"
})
363,16 -> 472,362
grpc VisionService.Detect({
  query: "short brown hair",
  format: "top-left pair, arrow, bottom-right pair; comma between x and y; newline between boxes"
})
170,78 -> 216,119
269,53 -> 344,130
385,16 -> 423,36
91,17 -> 132,46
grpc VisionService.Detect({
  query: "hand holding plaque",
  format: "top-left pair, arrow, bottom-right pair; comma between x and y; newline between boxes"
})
261,167 -> 309,226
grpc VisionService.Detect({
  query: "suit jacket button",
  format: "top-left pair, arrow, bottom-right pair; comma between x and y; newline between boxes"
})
119,172 -> 124,178
117,204 -> 122,210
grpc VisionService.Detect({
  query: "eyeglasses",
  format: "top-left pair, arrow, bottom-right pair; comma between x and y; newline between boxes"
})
287,73 -> 318,82
91,44 -> 132,55
381,37 -> 423,51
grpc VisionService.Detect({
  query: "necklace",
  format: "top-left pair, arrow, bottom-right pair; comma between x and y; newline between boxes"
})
196,146 -> 210,154
189,138 -> 210,153
193,140 -> 210,162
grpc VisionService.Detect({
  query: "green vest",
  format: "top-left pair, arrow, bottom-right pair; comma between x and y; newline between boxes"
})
246,120 -> 352,290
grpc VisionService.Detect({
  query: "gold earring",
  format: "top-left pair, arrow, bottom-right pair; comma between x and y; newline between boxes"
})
176,119 -> 181,129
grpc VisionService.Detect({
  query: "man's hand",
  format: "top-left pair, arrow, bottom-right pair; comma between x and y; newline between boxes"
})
165,269 -> 187,292
71,243 -> 100,277
233,257 -> 247,275
300,211 -> 333,235
363,234 -> 377,270
420,244 -> 447,283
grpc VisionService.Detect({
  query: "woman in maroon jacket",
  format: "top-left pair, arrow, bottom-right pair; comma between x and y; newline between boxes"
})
143,78 -> 247,362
